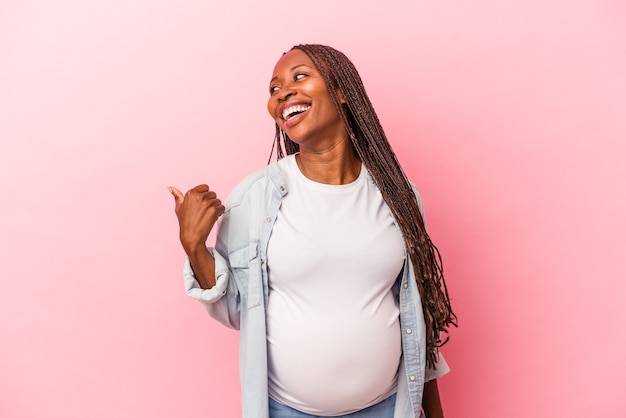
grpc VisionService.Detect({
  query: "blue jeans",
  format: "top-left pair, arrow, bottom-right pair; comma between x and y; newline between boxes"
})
268,393 -> 396,418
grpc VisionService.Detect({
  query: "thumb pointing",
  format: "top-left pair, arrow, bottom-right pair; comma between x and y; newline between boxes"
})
168,186 -> 184,210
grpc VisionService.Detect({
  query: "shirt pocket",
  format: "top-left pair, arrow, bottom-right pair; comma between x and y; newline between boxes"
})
228,241 -> 262,309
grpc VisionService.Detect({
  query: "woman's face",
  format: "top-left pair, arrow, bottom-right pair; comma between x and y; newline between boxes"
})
267,49 -> 346,150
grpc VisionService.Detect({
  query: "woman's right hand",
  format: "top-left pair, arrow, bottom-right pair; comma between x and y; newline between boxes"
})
168,184 -> 225,257
169,185 -> 225,289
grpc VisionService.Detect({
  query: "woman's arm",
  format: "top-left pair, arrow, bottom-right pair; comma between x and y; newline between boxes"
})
422,379 -> 444,418
169,184 -> 225,289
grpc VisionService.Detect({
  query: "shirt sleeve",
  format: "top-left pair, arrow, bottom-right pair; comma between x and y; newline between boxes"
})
424,351 -> 450,382
183,247 -> 229,303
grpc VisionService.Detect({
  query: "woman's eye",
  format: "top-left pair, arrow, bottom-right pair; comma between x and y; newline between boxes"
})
269,85 -> 280,94
295,73 -> 306,81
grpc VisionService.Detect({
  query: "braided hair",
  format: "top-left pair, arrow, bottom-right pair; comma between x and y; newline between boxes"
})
269,44 -> 457,368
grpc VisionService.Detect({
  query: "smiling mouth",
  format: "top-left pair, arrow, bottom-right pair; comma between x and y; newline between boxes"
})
282,104 -> 311,121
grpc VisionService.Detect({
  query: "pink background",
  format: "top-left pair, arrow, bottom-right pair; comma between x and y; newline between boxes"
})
1,1 -> 625,417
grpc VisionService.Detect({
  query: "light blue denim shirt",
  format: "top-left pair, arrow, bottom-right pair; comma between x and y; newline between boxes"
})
183,161 -> 448,418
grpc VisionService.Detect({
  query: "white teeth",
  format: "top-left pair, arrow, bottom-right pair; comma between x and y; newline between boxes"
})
282,104 -> 311,120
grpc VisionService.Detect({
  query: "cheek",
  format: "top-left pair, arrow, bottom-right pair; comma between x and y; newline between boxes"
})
314,86 -> 335,108
267,98 -> 284,127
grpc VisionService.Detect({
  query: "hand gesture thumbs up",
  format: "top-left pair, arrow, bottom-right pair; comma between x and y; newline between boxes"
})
168,185 -> 225,256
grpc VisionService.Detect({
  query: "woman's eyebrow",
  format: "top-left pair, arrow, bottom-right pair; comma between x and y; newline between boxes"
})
270,64 -> 313,83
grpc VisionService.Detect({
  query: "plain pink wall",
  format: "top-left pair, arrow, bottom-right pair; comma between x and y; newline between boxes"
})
1,1 -> 625,417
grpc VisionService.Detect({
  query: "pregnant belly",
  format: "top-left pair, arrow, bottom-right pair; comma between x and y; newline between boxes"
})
267,307 -> 401,415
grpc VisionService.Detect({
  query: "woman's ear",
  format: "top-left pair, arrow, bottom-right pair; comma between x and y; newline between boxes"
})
337,88 -> 347,104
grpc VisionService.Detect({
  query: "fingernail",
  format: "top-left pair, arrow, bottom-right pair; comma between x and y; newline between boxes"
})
167,186 -> 173,194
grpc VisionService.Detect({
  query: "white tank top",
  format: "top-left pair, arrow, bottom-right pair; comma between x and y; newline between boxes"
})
266,155 -> 406,415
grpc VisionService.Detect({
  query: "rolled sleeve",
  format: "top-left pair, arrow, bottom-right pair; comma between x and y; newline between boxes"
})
424,351 -> 450,382
183,248 -> 229,303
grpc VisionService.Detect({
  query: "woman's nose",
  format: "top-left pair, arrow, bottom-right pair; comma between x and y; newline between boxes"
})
277,83 -> 296,101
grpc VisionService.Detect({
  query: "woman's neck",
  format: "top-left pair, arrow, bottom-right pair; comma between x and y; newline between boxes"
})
295,143 -> 362,185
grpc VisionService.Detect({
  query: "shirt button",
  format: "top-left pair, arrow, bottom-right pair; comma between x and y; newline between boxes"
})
403,283 -> 408,289
409,375 -> 416,381
261,259 -> 265,264
266,217 -> 271,222
406,328 -> 412,334
280,186 -> 285,191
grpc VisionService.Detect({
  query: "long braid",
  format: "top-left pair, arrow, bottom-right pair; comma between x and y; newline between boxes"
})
270,44 -> 457,368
